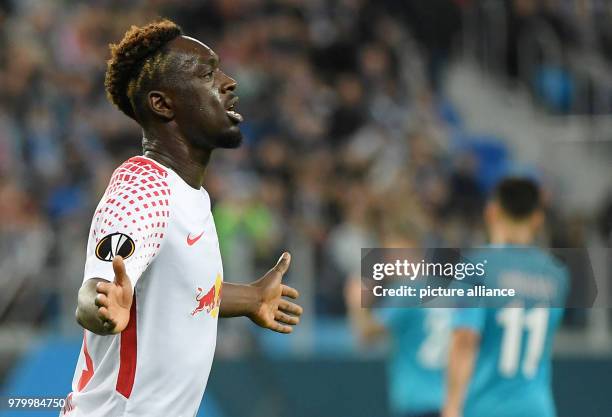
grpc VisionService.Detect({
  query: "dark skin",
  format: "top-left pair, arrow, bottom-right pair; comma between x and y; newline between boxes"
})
76,36 -> 303,335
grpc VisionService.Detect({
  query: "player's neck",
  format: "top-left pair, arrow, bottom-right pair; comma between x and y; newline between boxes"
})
489,224 -> 535,246
142,130 -> 211,189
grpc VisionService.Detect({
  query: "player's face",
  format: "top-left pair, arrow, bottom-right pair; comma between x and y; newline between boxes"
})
168,36 -> 243,149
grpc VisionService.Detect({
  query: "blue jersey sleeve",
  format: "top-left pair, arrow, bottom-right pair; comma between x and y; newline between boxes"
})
451,308 -> 486,333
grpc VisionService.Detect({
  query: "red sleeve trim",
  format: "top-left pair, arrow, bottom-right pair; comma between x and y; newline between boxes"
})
116,294 -> 138,398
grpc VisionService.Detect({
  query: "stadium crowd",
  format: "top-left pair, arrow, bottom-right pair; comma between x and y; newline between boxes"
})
0,0 -> 605,335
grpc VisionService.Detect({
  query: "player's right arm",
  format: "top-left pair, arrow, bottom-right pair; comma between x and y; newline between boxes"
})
442,328 -> 479,417
442,308 -> 484,417
75,157 -> 171,335
76,256 -> 133,335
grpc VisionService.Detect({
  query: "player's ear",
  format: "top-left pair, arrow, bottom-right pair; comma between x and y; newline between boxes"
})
147,91 -> 174,120
484,201 -> 497,226
530,209 -> 544,232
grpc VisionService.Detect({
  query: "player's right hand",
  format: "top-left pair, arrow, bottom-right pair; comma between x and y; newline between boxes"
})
94,256 -> 133,334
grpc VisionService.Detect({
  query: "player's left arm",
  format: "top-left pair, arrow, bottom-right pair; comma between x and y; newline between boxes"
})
344,279 -> 388,343
442,327 -> 480,417
220,252 -> 303,333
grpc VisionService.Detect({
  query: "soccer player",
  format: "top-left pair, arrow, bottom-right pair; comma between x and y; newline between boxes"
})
345,237 -> 452,417
442,178 -> 569,417
61,19 -> 303,417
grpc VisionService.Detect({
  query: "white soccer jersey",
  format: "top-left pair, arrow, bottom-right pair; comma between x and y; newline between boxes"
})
62,156 -> 223,417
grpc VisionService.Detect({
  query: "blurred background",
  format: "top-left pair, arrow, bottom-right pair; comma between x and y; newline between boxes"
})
1,0 -> 611,416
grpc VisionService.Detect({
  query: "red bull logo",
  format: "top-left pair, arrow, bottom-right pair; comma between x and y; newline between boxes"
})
191,273 -> 222,318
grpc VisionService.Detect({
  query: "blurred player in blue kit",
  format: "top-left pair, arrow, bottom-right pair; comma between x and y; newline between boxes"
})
442,178 -> 569,417
346,234 -> 451,417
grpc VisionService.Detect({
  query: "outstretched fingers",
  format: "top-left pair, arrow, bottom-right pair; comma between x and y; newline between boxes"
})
272,252 -> 291,276
95,293 -> 109,308
97,306 -> 110,321
112,256 -> 128,287
269,320 -> 293,334
96,281 -> 112,295
97,306 -> 117,332
281,284 -> 299,299
279,299 -> 303,317
275,310 -> 300,325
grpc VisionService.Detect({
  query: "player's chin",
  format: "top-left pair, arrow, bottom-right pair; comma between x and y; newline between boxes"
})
215,126 -> 243,149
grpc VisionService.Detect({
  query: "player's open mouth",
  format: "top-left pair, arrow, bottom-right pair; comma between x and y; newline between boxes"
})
225,98 -> 243,124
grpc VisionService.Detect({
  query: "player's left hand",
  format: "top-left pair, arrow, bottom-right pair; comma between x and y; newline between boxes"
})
249,252 -> 303,333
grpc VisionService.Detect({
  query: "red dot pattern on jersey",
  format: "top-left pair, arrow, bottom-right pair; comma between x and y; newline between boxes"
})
92,156 -> 171,278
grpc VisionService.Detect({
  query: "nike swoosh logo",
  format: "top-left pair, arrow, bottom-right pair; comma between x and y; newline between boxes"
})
187,231 -> 205,246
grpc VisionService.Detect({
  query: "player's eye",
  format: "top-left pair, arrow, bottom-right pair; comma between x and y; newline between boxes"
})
202,71 -> 213,80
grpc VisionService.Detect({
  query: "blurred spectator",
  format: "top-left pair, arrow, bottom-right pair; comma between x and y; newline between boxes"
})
0,0 -> 602,337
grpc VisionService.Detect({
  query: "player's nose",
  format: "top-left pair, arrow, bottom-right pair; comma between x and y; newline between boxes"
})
219,71 -> 237,94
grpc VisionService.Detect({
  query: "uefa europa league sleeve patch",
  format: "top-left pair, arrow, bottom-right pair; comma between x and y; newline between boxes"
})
95,233 -> 136,262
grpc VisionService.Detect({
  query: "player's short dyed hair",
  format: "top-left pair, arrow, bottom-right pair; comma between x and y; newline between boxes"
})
105,19 -> 183,121
493,177 -> 541,220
